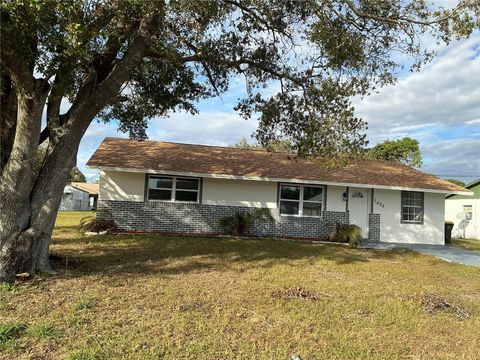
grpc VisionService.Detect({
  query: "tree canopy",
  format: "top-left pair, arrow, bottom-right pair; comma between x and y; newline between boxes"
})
2,1 -> 479,161
233,137 -> 293,153
445,178 -> 466,187
367,137 -> 423,167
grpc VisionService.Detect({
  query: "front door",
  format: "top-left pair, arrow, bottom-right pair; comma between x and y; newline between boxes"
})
348,187 -> 369,238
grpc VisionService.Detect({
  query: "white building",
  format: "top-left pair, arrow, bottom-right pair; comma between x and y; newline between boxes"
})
60,182 -> 99,211
87,137 -> 472,245
445,179 -> 480,240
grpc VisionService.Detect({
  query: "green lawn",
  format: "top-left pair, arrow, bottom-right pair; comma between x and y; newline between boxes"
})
1,211 -> 480,359
452,238 -> 480,253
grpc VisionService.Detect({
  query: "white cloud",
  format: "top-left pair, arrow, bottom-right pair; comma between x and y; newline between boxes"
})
353,36 -> 480,181
355,36 -> 480,144
466,119 -> 480,126
149,111 -> 258,146
421,138 -> 480,183
75,34 -> 480,183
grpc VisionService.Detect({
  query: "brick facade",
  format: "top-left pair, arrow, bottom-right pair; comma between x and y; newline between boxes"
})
98,200 -> 350,239
368,213 -> 381,242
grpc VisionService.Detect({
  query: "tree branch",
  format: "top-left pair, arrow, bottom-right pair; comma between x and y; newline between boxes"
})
344,0 -> 467,26
66,9 -> 164,130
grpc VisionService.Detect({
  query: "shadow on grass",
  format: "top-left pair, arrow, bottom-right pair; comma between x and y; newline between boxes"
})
50,231 -> 420,278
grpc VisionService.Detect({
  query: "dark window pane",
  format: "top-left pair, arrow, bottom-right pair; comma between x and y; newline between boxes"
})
149,189 -> 171,200
303,202 -> 322,216
413,211 -> 423,222
402,191 -> 423,223
149,177 -> 173,189
175,190 -> 198,202
176,178 -> 199,190
303,187 -> 323,201
280,185 -> 300,200
280,201 -> 299,215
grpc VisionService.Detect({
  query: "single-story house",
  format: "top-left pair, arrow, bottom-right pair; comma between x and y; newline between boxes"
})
87,137 -> 471,245
60,182 -> 99,211
445,178 -> 480,239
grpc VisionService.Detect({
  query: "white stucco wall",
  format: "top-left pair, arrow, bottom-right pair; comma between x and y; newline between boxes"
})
326,185 -> 347,212
98,170 -> 447,244
373,189 -> 445,245
445,199 -> 479,239
100,170 -> 145,202
202,178 -> 278,208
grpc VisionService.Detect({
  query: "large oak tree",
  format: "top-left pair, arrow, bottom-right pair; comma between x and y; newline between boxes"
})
1,0 -> 478,282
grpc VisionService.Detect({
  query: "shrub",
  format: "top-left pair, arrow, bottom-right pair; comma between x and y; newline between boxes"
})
218,209 -> 274,236
333,224 -> 362,247
79,216 -> 116,233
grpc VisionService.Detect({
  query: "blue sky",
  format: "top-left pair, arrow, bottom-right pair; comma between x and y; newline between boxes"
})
78,35 -> 480,184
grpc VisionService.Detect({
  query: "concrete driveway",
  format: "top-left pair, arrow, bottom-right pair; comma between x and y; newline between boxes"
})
361,242 -> 480,267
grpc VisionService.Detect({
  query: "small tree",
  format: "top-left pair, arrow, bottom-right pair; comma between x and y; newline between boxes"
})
367,137 -> 422,167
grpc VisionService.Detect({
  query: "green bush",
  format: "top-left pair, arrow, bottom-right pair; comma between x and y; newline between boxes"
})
333,224 -> 362,247
218,209 -> 274,236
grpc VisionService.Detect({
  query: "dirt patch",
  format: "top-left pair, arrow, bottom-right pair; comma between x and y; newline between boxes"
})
421,292 -> 470,320
271,287 -> 328,301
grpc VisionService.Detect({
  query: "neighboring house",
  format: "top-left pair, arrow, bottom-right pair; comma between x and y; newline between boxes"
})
60,182 -> 99,211
445,178 -> 480,240
87,137 -> 471,245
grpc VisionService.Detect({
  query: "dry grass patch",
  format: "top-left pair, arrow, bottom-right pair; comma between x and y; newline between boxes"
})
421,292 -> 470,320
1,211 -> 480,359
452,238 -> 480,253
271,287 -> 327,300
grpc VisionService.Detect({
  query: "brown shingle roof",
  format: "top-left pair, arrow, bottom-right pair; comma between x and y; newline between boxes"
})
71,182 -> 99,195
87,137 -> 469,193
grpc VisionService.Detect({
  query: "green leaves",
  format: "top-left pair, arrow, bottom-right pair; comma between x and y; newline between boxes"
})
367,137 -> 423,167
2,0 -> 478,161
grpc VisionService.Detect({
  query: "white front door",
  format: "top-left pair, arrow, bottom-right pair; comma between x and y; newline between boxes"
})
348,187 -> 369,238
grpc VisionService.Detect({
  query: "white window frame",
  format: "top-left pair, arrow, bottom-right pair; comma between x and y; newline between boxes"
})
278,183 -> 324,217
401,191 -> 424,224
463,205 -> 473,220
147,175 -> 200,203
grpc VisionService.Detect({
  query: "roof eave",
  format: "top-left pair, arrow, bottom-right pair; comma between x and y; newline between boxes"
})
89,165 -> 473,195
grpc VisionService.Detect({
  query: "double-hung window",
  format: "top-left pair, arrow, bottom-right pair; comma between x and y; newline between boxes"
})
147,175 -> 199,202
401,191 -> 424,224
463,205 -> 473,220
279,184 -> 323,216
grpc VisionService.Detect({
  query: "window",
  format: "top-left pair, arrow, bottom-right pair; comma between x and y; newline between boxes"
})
401,191 -> 424,224
279,184 -> 323,216
147,175 -> 199,202
464,205 -> 473,220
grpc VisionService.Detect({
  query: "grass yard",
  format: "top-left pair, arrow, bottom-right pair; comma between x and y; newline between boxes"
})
452,238 -> 480,253
1,211 -> 480,359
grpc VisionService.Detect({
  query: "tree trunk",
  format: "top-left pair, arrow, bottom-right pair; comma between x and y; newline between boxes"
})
0,11 -> 159,283
0,119 -> 84,283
